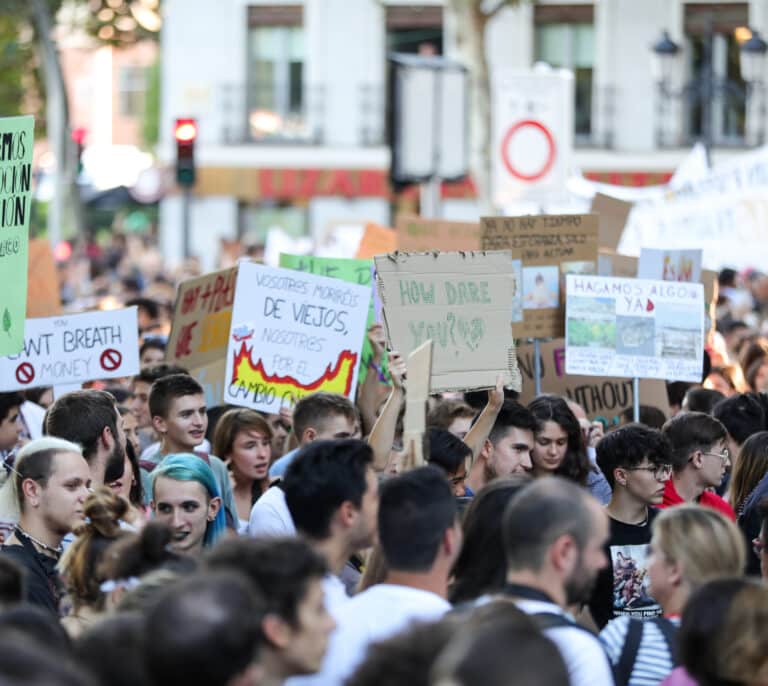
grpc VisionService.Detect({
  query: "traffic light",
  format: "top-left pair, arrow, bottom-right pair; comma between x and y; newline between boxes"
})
71,127 -> 87,177
174,118 -> 197,187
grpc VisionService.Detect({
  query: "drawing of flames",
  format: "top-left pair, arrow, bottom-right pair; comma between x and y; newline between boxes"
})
231,343 -> 358,398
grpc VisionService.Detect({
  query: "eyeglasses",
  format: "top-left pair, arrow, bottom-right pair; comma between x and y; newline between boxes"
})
626,464 -> 673,481
753,537 -> 766,557
701,448 -> 730,466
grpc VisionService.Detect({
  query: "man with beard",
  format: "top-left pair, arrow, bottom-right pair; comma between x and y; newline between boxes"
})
502,477 -> 614,686
44,390 -> 126,487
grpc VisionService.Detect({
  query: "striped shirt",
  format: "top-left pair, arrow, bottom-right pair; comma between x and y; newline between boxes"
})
600,615 -> 680,686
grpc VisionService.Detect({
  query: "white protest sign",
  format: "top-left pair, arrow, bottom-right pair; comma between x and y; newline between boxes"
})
637,248 -> 702,283
224,263 -> 371,412
0,307 -> 140,391
565,276 -> 704,382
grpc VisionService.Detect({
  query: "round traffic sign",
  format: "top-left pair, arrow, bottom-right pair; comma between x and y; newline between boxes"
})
15,362 -> 35,385
501,119 -> 557,182
100,348 -> 123,372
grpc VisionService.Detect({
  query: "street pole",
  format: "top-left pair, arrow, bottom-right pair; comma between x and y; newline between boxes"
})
182,188 -> 191,259
700,18 -> 715,167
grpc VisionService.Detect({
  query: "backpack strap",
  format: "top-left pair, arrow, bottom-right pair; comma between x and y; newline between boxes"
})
653,617 -> 679,666
531,611 -> 596,635
615,619 -> 644,686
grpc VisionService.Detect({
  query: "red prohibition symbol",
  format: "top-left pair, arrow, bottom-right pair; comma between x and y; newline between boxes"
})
100,348 -> 123,372
15,362 -> 35,385
501,119 -> 557,182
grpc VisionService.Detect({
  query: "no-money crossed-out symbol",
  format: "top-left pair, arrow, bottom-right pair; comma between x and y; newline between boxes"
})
100,348 -> 123,372
15,362 -> 35,385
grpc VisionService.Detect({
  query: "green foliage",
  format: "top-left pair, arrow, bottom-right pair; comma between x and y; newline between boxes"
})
142,57 -> 160,149
0,13 -> 43,120
567,319 -> 617,348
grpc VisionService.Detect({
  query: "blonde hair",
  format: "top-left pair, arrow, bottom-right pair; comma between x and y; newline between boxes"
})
718,581 -> 768,683
652,505 -> 746,590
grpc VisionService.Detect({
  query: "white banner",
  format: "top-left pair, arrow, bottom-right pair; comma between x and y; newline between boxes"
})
0,307 -> 139,391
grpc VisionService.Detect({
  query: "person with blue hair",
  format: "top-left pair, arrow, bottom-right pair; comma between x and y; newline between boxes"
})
150,454 -> 226,556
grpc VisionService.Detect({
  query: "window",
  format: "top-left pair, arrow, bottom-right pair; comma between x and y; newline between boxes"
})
386,6 -> 443,55
247,6 -> 305,141
239,202 -> 308,242
534,5 -> 595,137
118,66 -> 146,117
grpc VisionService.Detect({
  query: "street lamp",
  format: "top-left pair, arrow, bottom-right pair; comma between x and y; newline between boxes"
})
651,23 -> 767,164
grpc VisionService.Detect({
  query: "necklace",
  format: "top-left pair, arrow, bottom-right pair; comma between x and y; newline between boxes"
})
15,526 -> 63,556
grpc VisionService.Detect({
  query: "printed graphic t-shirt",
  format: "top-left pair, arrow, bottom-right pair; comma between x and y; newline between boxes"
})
589,508 -> 662,629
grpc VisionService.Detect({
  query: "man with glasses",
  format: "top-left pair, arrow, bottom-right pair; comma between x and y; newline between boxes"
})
660,412 -> 736,520
589,424 -> 674,628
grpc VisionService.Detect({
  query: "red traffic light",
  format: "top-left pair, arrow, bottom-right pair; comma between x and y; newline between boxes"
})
174,118 -> 197,143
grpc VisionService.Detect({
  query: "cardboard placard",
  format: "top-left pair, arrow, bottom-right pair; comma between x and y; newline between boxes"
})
26,239 -> 61,318
0,307 -> 139,391
591,193 -> 632,251
517,338 -> 671,425
167,267 -> 237,371
402,340 -> 433,471
480,214 -> 599,339
224,263 -> 371,412
374,251 -> 521,392
565,275 -> 705,382
396,214 -> 480,252
638,248 -> 703,283
0,115 -> 34,356
356,222 -> 397,259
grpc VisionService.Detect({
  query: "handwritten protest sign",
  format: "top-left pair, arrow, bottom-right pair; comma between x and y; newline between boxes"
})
0,307 -> 139,391
26,239 -> 61,318
396,214 -> 480,252
0,115 -> 34,356
167,267 -> 237,371
516,338 -> 670,426
638,248 -> 702,283
565,275 -> 705,382
356,222 -> 397,259
591,193 -> 632,251
224,263 -> 370,412
374,251 -> 522,392
481,214 -> 599,339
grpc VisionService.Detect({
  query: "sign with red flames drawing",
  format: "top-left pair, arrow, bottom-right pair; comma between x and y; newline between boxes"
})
224,263 -> 371,412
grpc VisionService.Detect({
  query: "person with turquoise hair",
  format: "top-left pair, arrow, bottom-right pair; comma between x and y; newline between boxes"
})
150,454 -> 226,556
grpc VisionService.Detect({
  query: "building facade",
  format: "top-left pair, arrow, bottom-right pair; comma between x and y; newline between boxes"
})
159,0 -> 768,269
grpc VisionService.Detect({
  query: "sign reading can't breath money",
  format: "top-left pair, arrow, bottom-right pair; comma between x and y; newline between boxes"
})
480,214 -> 598,339
0,307 -> 140,391
565,275 -> 705,382
224,263 -> 371,412
374,251 -> 522,393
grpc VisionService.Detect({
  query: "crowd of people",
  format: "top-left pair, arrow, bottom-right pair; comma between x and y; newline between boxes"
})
1,254 -> 768,686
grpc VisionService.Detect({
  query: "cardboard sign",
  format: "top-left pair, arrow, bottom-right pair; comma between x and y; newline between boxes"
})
0,115 -> 34,356
396,214 -> 480,252
591,193 -> 632,251
167,267 -> 237,371
224,263 -> 371,412
356,222 -> 397,259
26,239 -> 61,318
638,248 -> 703,283
565,275 -> 705,382
0,307 -> 140,391
401,340 -> 433,471
374,251 -> 522,392
517,338 -> 671,426
480,214 -> 599,339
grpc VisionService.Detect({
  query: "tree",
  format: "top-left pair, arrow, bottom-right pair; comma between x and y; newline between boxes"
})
445,0 -> 527,212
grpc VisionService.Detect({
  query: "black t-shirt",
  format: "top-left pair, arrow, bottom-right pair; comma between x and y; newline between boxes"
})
588,508 -> 662,629
0,537 -> 62,615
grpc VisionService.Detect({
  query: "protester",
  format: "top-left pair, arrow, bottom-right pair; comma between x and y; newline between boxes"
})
0,555 -> 24,608
0,437 -> 90,613
128,363 -> 188,453
589,424 -> 673,628
282,438 -> 378,603
619,405 -> 668,430
144,571 -> 266,686
150,453 -> 227,556
295,466 -> 460,686
143,373 -> 237,527
0,627 -> 92,686
212,408 -> 273,534
681,388 -> 725,414
44,389 -> 126,486
138,337 -> 166,369
426,427 -> 473,497
660,412 -> 736,519
600,505 -> 746,686
712,392 -> 767,479
207,537 -> 335,685
732,433 -> 768,574
501,477 -> 614,686
449,476 -> 530,604
427,400 -> 477,439
108,406 -> 146,527
0,392 -> 24,462
465,400 -> 536,494
58,487 -> 130,637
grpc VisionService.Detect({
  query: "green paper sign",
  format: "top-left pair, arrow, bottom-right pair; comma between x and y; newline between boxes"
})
278,253 -> 387,383
0,115 -> 34,357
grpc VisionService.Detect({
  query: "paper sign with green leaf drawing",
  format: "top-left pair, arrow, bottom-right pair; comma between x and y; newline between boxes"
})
0,115 -> 34,357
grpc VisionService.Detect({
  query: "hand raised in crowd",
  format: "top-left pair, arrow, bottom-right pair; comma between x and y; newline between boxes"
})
367,323 -> 387,364
487,374 -> 505,413
388,350 -> 407,391
585,420 -> 604,449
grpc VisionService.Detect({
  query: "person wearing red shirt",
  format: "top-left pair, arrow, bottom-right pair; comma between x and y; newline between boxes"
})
659,412 -> 736,521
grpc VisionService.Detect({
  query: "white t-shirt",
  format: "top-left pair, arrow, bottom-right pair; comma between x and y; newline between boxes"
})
287,584 -> 450,686
515,598 -> 615,686
248,486 -> 296,538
